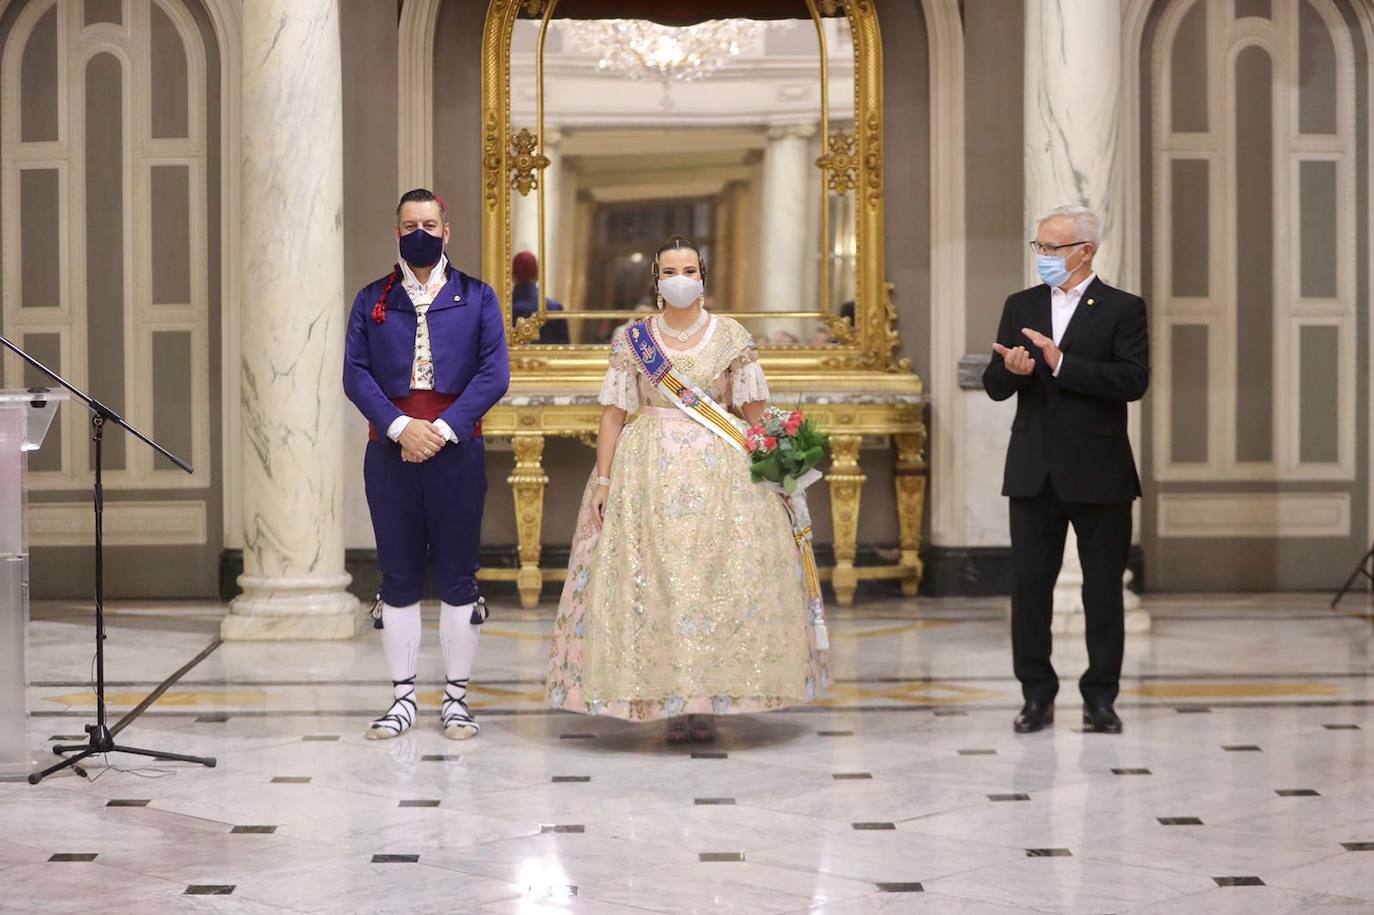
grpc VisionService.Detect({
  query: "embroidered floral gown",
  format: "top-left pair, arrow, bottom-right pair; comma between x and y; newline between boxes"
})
546,315 -> 828,721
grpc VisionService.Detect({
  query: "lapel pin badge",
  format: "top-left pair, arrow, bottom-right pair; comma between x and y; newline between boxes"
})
1086,298 -> 1095,307
454,294 -> 462,303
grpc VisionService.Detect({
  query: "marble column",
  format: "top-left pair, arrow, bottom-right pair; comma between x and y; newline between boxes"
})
758,123 -> 815,339
223,0 -> 360,640
1024,0 -> 1149,635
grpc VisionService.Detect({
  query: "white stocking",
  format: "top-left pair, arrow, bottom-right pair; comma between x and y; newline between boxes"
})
381,601 -> 422,698
439,602 -> 480,683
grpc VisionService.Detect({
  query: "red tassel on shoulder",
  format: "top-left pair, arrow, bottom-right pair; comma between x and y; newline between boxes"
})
371,266 -> 401,324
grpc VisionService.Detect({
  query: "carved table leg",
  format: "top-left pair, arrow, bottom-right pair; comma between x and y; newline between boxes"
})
828,434 -> 865,607
509,433 -> 548,609
893,428 -> 928,598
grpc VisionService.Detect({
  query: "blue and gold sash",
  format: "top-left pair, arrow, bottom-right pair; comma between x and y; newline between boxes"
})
626,319 -> 749,453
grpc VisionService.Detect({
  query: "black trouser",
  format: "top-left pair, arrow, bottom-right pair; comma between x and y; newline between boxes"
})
1009,480 -> 1132,707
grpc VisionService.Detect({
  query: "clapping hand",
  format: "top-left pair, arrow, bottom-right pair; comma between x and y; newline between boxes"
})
992,342 -> 1035,376
1019,327 -> 1062,372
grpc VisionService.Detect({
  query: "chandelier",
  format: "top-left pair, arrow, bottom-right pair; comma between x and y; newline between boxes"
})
559,19 -> 768,106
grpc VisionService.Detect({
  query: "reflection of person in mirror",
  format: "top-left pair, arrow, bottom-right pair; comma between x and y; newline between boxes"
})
342,188 -> 511,743
546,235 -> 828,744
770,329 -> 800,345
511,251 -> 569,344
612,300 -> 656,339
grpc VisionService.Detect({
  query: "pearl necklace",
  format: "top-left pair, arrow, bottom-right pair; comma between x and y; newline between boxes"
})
657,309 -> 708,343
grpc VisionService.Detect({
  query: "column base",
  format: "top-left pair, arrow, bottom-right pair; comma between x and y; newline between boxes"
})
222,573 -> 363,641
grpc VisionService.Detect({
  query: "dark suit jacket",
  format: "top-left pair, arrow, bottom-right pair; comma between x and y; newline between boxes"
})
982,277 -> 1150,504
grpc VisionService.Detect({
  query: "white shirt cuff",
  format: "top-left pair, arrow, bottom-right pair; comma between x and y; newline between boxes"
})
1052,354 -> 1065,377
386,415 -> 412,442
432,419 -> 458,443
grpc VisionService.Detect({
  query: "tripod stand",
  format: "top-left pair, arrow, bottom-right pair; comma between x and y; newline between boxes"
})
0,335 -> 216,784
1331,542 -> 1374,609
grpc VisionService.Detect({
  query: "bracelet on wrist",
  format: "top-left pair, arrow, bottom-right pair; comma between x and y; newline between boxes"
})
595,475 -> 612,488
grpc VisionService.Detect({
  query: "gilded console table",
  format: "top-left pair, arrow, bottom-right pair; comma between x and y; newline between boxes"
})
480,383 -> 927,609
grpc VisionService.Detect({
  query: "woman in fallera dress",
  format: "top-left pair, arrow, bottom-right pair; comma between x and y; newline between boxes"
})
546,235 -> 828,743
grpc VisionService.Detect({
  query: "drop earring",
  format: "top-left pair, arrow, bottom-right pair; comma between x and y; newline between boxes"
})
656,293 -> 664,309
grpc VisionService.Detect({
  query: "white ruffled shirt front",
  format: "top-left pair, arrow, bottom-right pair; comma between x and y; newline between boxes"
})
385,254 -> 459,445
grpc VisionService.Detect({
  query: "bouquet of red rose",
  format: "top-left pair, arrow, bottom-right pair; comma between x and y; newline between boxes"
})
746,406 -> 828,495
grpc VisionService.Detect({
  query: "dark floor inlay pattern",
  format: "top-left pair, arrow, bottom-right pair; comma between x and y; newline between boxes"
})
560,734 -> 596,740
695,798 -> 736,806
1342,842 -> 1374,851
1214,876 -> 1265,887
692,752 -> 728,759
834,772 -> 873,780
231,826 -> 277,834
421,754 -> 460,762
552,776 -> 591,783
49,734 -> 85,741
1276,789 -> 1321,797
195,715 -> 231,723
959,749 -> 997,756
1112,768 -> 1151,775
1027,848 -> 1072,857
184,885 -> 235,895
1176,707 -> 1212,714
541,825 -> 586,834
399,800 -> 441,808
933,710 -> 968,717
271,776 -> 311,784
1159,817 -> 1204,826
699,852 -> 745,862
853,822 -> 897,830
818,730 -> 854,737
875,883 -> 924,893
106,799 -> 150,807
1324,723 -> 1361,730
48,853 -> 98,862
989,793 -> 1031,802
372,855 -> 420,864
302,735 -> 339,742
1222,745 -> 1262,752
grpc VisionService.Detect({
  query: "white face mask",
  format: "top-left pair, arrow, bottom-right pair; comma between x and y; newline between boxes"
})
659,274 -> 704,309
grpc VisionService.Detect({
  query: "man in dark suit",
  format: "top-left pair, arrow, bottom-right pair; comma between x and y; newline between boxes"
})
982,205 -> 1150,735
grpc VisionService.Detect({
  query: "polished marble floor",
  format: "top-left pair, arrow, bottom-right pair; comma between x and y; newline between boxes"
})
2,593 -> 1373,914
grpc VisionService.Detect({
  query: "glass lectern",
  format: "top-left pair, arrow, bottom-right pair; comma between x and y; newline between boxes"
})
0,390 -> 65,779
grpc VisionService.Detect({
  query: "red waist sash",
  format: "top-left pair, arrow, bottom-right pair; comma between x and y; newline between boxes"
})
369,390 -> 477,443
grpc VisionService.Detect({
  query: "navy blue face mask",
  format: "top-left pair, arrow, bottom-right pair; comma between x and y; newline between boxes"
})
398,228 -> 444,268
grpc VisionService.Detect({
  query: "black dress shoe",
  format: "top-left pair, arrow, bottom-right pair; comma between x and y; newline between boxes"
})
1014,702 -> 1054,734
1082,703 -> 1123,734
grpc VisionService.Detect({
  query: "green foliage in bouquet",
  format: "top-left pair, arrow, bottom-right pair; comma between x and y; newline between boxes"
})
746,407 -> 829,494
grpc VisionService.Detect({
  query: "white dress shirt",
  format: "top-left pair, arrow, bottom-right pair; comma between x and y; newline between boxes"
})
386,254 -> 459,445
1049,272 -> 1095,376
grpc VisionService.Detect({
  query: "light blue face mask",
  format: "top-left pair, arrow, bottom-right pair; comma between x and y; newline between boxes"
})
1036,253 -> 1072,287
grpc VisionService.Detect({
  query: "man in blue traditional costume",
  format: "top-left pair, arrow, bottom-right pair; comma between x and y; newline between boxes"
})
343,188 -> 510,740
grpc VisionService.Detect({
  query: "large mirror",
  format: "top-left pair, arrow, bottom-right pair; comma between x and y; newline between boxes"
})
484,0 -> 896,372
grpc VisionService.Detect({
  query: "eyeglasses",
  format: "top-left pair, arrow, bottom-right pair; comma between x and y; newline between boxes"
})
1029,240 -> 1089,255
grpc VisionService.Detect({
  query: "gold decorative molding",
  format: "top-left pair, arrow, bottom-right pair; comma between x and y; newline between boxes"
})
481,0 -> 915,378
827,434 -> 866,606
482,109 -> 502,213
508,433 -> 549,607
816,129 -> 858,194
893,430 -> 928,597
509,127 -> 550,197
